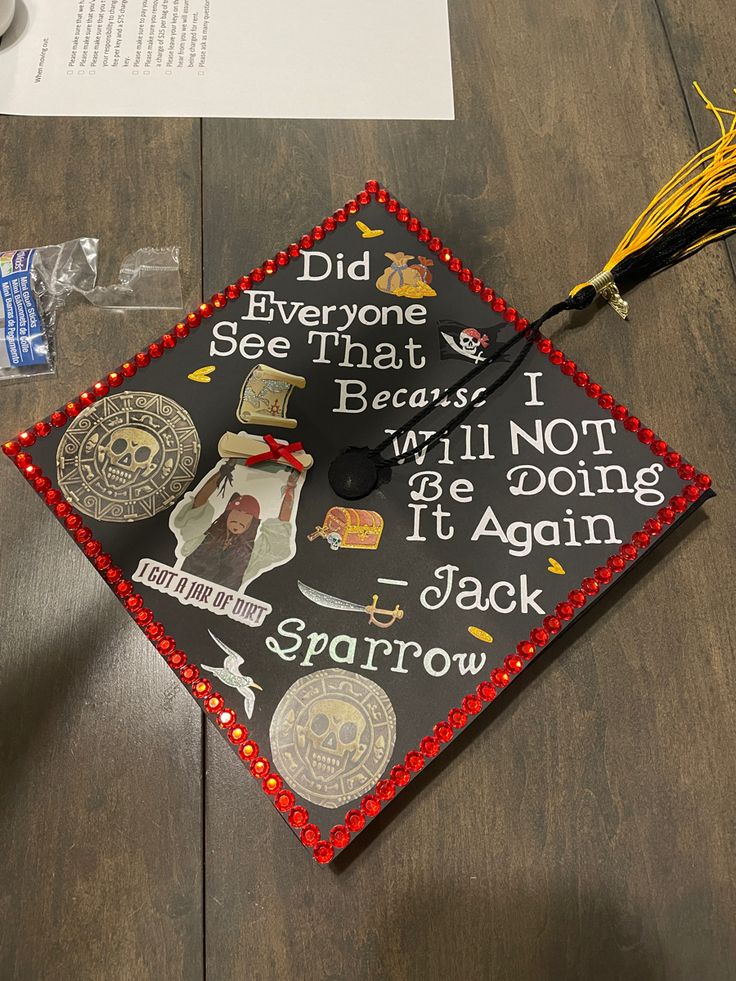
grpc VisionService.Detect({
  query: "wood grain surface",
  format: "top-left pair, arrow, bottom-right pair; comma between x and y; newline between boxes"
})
1,2 -> 734,979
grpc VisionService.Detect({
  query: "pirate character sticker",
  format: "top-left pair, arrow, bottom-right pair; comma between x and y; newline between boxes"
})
56,391 -> 200,522
173,447 -> 304,592
269,668 -> 396,809
132,431 -> 308,626
375,251 -> 437,299
308,506 -> 384,551
237,363 -> 306,429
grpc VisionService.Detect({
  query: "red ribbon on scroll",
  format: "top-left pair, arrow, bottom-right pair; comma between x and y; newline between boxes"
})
245,434 -> 305,472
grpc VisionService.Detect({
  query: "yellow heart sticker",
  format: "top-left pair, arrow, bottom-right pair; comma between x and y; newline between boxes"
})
547,557 -> 565,575
188,365 -> 216,383
467,626 -> 493,644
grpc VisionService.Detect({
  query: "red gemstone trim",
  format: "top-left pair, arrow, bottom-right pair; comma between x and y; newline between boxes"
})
4,181 -> 713,863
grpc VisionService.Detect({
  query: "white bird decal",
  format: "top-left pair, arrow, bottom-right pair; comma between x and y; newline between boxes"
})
201,630 -> 263,719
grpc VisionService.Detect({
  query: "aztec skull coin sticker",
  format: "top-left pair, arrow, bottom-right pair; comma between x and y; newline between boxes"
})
57,391 -> 200,522
269,668 -> 396,809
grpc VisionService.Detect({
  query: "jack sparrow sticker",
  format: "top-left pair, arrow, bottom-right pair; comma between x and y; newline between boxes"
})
56,391 -> 200,522
269,668 -> 396,809
133,434 -> 307,626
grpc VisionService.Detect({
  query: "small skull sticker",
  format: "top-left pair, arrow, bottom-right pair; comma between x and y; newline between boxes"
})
458,327 -> 489,357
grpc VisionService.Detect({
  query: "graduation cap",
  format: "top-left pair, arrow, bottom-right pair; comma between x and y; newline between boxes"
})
6,85 -> 732,863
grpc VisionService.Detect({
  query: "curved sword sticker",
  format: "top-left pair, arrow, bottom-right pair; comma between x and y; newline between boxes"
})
297,580 -> 404,629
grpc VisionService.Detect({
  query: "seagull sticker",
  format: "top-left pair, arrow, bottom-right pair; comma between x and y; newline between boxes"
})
201,629 -> 263,718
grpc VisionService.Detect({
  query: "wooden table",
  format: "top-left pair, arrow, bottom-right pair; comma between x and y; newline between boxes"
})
2,2 -> 734,978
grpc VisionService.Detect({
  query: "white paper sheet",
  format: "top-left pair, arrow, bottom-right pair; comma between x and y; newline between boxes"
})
0,0 -> 454,118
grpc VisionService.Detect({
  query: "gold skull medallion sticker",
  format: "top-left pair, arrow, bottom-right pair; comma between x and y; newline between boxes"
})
57,391 -> 200,522
270,668 -> 396,809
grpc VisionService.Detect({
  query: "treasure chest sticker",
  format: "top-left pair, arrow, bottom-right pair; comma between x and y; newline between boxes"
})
308,506 -> 384,551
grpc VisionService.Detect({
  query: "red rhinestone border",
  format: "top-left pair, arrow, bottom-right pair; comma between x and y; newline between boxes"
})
2,181 -> 713,863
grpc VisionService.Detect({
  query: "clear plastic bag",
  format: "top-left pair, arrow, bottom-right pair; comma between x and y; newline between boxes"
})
0,239 -> 183,382
83,247 -> 182,310
0,238 -> 98,381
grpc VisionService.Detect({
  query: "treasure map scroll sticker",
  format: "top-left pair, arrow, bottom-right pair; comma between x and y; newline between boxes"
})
56,391 -> 200,522
269,668 -> 396,809
237,363 -> 306,429
219,431 -> 314,471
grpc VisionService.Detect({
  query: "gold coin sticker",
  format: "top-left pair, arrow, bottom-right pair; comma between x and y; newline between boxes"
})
57,391 -> 200,523
269,668 -> 396,809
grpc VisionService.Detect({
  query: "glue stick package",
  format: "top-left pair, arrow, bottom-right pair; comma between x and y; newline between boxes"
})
0,238 -> 98,381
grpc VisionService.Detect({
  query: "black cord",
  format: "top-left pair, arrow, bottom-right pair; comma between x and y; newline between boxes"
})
374,295 -> 581,466
327,289 -> 597,500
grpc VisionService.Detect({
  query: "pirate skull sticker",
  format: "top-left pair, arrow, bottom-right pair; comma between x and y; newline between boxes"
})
437,317 -> 506,364
57,391 -> 200,522
459,327 -> 489,357
269,668 -> 396,809
97,426 -> 161,486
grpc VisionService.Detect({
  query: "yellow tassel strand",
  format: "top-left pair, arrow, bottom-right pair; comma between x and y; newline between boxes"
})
571,84 -> 736,318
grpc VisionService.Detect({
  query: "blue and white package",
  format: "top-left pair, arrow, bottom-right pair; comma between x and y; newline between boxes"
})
0,249 -> 48,370
0,238 -> 98,381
